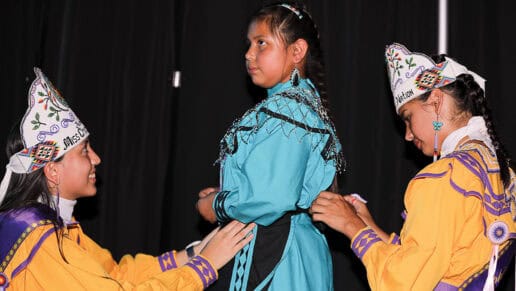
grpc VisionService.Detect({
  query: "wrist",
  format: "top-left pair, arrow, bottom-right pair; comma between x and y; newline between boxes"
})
185,240 -> 201,260
342,217 -> 367,239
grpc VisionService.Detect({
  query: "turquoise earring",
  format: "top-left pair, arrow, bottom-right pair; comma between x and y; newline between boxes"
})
433,119 -> 443,162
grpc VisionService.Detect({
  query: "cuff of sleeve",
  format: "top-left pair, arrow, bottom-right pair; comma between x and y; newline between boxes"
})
350,226 -> 382,260
213,191 -> 231,223
389,233 -> 400,245
158,250 -> 178,271
185,255 -> 219,289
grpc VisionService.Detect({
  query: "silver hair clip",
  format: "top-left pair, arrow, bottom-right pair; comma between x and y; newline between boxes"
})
279,4 -> 303,19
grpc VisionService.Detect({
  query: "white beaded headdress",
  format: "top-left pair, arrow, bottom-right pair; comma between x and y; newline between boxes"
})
0,68 -> 89,203
385,43 -> 486,113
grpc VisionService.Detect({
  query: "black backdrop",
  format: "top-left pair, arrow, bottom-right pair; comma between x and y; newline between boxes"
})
1,1 -> 514,290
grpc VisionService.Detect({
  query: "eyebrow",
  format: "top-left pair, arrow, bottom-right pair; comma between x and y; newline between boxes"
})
248,34 -> 267,40
399,110 -> 408,119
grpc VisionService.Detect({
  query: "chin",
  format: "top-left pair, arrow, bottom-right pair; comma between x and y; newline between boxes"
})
251,79 -> 265,88
82,188 -> 98,198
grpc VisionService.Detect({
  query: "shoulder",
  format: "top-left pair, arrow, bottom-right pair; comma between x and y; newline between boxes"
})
0,204 -> 56,240
418,142 -> 494,180
411,143 -> 495,200
0,205 -> 57,277
259,88 -> 328,133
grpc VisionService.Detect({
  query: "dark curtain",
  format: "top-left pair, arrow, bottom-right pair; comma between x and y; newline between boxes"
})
1,1 -> 514,290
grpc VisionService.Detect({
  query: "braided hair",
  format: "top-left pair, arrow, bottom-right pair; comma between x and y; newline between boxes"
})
251,1 -> 328,103
420,55 -> 512,187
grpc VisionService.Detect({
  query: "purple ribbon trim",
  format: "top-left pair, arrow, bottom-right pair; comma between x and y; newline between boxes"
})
434,281 -> 457,291
450,152 -> 511,216
0,205 -> 55,271
434,241 -> 515,290
158,251 -> 177,271
11,227 -> 56,279
414,170 -> 448,179
352,229 -> 382,259
391,234 -> 401,245
186,255 -> 217,288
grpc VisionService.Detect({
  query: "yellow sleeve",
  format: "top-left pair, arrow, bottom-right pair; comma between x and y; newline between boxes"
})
6,225 -> 217,290
76,228 -> 167,284
352,158 -> 485,290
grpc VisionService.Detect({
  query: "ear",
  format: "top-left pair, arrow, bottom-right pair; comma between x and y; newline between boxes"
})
43,162 -> 60,187
291,38 -> 308,64
427,89 -> 444,115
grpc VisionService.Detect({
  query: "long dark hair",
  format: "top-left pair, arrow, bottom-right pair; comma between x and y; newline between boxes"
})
0,125 -> 55,211
419,55 -> 511,187
0,122 -> 68,261
251,1 -> 328,102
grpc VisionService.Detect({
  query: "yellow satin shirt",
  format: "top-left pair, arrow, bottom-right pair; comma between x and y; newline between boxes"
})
351,141 -> 515,290
1,221 -> 217,290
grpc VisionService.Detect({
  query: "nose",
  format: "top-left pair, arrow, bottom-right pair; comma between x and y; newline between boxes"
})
245,46 -> 254,62
404,124 -> 414,141
88,146 -> 101,166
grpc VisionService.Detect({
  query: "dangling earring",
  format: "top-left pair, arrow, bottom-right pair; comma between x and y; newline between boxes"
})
290,67 -> 300,87
50,179 -> 63,224
432,118 -> 443,162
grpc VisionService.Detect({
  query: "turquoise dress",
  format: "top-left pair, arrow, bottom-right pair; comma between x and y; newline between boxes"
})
212,77 -> 342,291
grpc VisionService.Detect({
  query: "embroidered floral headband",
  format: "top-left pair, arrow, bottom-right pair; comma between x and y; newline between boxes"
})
385,43 -> 486,113
0,68 -> 89,202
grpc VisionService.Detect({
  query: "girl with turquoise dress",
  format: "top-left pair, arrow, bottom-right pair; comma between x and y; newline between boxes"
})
197,2 -> 343,290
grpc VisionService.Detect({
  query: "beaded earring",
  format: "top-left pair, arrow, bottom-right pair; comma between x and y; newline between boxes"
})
290,67 -> 300,87
432,119 -> 443,162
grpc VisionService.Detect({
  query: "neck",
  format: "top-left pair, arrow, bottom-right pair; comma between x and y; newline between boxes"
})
51,195 -> 77,224
440,116 -> 494,158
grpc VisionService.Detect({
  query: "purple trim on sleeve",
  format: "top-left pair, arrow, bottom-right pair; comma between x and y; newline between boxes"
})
186,255 -> 217,289
11,227 -> 56,279
400,210 -> 407,220
158,251 -> 177,271
351,228 -> 382,259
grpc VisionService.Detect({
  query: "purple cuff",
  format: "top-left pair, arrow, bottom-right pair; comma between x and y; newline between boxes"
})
158,251 -> 177,271
351,228 -> 382,259
186,255 -> 217,289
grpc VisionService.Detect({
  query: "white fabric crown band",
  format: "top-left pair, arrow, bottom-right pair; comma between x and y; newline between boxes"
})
445,57 -> 486,92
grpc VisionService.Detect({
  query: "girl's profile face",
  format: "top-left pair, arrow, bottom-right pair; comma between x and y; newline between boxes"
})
399,99 -> 440,157
245,19 -> 295,88
54,140 -> 101,200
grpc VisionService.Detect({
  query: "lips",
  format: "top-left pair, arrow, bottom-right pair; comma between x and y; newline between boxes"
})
247,66 -> 258,74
